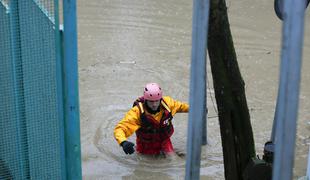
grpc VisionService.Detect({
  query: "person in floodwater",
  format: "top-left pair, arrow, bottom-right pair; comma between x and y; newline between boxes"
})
114,83 -> 189,156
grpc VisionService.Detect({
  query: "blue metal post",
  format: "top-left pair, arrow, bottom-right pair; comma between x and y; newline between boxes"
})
62,0 -> 82,179
307,146 -> 310,179
272,0 -> 306,179
54,0 -> 66,178
271,94 -> 279,142
185,0 -> 210,179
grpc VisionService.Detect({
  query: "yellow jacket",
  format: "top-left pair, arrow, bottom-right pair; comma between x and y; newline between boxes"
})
114,96 -> 189,144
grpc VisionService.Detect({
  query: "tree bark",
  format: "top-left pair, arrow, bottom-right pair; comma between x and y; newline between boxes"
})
207,0 -> 256,179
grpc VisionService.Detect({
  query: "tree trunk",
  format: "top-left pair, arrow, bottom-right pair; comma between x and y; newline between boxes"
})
207,0 -> 256,179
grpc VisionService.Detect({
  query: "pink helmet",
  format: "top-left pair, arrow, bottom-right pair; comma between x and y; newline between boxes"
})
143,83 -> 163,101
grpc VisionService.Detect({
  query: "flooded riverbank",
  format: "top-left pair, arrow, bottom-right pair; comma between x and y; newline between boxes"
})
77,0 -> 310,179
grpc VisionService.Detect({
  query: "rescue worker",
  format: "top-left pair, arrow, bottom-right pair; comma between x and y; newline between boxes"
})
114,83 -> 189,155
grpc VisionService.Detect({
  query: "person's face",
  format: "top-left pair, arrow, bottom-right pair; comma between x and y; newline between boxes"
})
146,100 -> 161,111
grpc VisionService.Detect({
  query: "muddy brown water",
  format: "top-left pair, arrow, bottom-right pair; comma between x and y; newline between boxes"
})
77,0 -> 310,179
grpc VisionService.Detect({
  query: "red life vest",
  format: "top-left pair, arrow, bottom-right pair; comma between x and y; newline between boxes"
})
133,97 -> 174,154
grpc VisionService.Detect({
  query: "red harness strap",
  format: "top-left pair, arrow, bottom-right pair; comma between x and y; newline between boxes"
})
134,99 -> 174,155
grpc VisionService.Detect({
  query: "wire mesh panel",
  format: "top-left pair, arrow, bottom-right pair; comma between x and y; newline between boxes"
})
0,1 -> 27,179
0,0 -> 65,179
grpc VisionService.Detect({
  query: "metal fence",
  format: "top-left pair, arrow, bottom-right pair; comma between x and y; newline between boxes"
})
0,0 -> 69,179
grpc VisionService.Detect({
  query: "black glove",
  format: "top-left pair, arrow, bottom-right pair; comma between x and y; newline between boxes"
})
120,141 -> 135,155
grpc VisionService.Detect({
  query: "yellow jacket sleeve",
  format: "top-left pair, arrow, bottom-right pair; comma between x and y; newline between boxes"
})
114,106 -> 141,145
162,96 -> 189,116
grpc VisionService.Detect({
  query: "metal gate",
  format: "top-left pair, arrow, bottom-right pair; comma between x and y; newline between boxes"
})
0,0 -> 81,179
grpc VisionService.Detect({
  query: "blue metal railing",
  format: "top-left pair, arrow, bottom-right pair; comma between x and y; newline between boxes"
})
272,0 -> 306,179
185,0 -> 210,179
62,0 -> 82,179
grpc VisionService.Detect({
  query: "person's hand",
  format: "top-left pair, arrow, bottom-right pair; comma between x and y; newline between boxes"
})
120,141 -> 135,155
